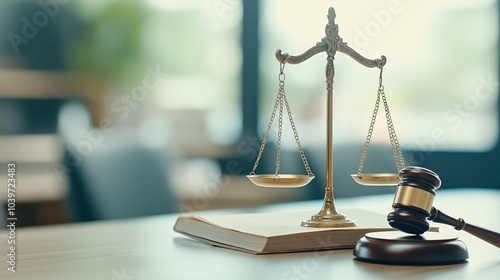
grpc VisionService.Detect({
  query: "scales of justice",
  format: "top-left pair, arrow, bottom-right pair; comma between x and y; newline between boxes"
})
247,7 -> 406,228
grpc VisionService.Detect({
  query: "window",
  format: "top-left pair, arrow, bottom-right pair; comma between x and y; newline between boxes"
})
249,1 -> 500,191
260,0 -> 498,152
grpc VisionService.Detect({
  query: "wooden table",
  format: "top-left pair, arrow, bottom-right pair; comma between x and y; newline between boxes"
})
1,188 -> 499,280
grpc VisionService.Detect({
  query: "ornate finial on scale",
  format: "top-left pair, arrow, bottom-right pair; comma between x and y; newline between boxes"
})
250,7 -> 391,228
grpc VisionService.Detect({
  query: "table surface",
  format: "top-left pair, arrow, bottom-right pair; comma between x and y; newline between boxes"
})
0,188 -> 499,280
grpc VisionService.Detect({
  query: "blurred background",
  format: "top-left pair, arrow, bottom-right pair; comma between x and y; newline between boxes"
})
0,0 -> 498,226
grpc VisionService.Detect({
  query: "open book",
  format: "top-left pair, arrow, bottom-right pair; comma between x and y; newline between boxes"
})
174,209 -> 414,254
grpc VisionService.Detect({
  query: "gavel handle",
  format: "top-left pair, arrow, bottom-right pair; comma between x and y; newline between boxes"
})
429,207 -> 500,248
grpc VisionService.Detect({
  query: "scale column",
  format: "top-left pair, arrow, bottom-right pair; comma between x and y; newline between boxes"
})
326,55 -> 334,204
301,55 -> 356,228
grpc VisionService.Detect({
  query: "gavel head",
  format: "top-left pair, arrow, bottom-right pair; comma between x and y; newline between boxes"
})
387,166 -> 441,234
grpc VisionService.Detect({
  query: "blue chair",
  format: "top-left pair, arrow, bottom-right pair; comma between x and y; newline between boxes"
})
57,101 -> 179,221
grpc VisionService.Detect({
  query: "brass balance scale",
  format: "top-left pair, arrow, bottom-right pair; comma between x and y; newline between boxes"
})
247,7 -> 406,228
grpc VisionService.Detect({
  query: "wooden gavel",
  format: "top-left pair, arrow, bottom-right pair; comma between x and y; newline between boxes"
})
387,166 -> 500,248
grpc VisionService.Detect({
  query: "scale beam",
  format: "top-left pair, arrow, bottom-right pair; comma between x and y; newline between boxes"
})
274,7 -> 388,228
276,7 -> 386,68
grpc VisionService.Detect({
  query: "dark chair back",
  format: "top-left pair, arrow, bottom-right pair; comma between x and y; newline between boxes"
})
57,101 -> 178,221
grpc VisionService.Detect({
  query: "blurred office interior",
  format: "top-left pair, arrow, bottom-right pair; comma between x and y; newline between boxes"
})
0,0 -> 498,226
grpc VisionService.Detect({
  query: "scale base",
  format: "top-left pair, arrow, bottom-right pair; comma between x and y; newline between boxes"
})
353,231 -> 469,265
301,201 -> 356,228
301,213 -> 356,228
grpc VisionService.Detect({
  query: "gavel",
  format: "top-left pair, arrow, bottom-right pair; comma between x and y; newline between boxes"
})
387,166 -> 500,248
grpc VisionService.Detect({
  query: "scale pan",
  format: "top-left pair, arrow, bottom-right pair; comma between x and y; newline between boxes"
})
247,174 -> 314,188
351,173 -> 400,186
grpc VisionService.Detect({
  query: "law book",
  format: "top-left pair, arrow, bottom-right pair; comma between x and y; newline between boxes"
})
174,209 -> 428,254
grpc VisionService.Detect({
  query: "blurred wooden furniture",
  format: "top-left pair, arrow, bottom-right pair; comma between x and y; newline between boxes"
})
0,68 -> 110,226
0,135 -> 68,226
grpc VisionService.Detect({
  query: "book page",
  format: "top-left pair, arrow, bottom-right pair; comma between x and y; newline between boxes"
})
196,209 -> 392,238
